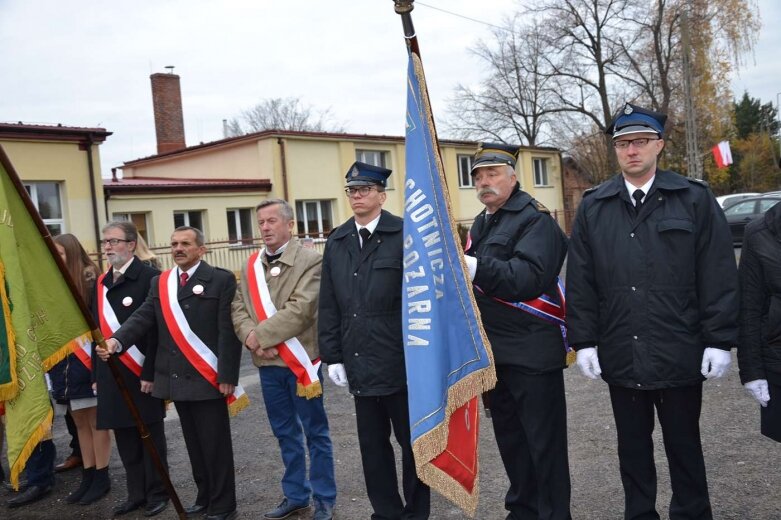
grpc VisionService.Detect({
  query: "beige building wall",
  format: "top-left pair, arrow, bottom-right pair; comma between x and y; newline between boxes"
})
1,139 -> 107,252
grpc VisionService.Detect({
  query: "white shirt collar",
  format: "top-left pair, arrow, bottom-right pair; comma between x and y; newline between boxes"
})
624,175 -> 655,205
355,214 -> 381,235
114,256 -> 135,275
265,240 -> 289,257
177,261 -> 201,279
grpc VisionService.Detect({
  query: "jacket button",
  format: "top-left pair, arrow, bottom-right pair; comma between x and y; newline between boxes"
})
184,304 -> 190,309
630,233 -> 635,238
356,390 -> 361,394
354,352 -> 359,357
172,373 -> 178,379
631,286 -> 636,291
633,335 -> 638,340
354,273 -> 358,276
637,383 -> 642,387
353,313 -> 357,317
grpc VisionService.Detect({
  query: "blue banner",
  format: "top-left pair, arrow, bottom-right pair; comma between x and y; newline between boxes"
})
403,50 -> 495,512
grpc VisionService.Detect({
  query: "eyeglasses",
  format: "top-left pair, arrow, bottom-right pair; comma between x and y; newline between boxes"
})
614,138 -> 658,150
344,186 -> 378,197
101,238 -> 130,247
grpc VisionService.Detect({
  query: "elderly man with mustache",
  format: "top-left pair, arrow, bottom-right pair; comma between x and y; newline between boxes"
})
463,143 -> 572,520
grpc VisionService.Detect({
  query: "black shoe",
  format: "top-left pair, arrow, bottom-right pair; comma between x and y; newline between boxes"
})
113,499 -> 145,516
205,510 -> 237,520
144,500 -> 169,517
7,484 -> 53,508
65,467 -> 95,504
78,466 -> 110,505
185,503 -> 208,515
264,498 -> 310,519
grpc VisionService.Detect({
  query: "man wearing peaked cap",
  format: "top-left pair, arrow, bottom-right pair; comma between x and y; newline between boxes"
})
567,103 -> 738,519
318,162 -> 430,518
464,142 -> 572,518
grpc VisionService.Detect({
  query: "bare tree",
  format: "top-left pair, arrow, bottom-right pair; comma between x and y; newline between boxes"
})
227,97 -> 345,136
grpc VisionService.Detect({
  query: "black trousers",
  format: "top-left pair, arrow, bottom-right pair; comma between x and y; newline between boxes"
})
761,381 -> 781,442
114,421 -> 168,504
65,410 -> 81,457
490,367 -> 571,520
609,384 -> 712,520
175,399 -> 236,515
354,391 -> 430,520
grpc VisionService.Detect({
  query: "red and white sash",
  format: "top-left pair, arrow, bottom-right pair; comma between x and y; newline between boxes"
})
97,272 -> 145,377
70,332 -> 94,371
246,251 -> 322,399
158,269 -> 249,415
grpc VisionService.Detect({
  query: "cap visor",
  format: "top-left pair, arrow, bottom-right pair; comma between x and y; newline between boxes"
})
345,179 -> 379,187
613,125 -> 660,139
471,161 -> 514,173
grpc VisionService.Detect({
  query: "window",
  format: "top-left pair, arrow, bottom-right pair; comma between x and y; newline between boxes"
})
24,182 -> 64,236
112,212 -> 150,242
458,154 -> 475,188
355,149 -> 388,168
723,200 -> 756,216
174,211 -> 203,231
227,208 -> 254,246
533,158 -> 550,186
295,200 -> 333,239
759,198 -> 780,213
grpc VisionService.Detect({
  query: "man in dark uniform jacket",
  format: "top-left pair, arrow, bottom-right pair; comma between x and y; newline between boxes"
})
100,226 -> 243,520
567,103 -> 738,520
318,162 -> 430,520
94,221 -> 168,517
463,143 -> 571,519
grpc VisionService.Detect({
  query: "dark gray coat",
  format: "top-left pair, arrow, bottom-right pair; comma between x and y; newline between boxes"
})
318,210 -> 406,396
738,201 -> 781,385
567,170 -> 739,389
113,261 -> 242,402
93,257 -> 165,429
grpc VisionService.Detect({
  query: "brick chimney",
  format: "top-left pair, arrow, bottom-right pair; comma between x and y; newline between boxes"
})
150,71 -> 186,154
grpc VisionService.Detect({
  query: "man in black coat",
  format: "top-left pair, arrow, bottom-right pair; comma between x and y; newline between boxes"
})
100,226 -> 243,520
738,200 -> 781,442
94,221 -> 168,517
567,103 -> 739,520
318,162 -> 430,520
464,143 -> 571,519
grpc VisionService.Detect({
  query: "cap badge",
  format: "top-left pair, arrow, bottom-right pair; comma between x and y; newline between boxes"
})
192,284 -> 204,295
122,296 -> 133,307
350,166 -> 360,178
624,105 -> 633,115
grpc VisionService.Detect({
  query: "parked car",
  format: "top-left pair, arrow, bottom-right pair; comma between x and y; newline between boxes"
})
716,192 -> 760,209
723,195 -> 781,245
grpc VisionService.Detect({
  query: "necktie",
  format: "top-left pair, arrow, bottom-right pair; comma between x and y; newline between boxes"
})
359,227 -> 371,248
112,270 -> 122,284
632,189 -> 645,214
179,272 -> 189,287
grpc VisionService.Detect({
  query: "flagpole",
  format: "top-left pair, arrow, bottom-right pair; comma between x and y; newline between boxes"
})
0,145 -> 186,520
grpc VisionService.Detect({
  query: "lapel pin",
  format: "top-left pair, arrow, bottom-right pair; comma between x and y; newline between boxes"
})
192,284 -> 204,295
122,296 -> 133,307
270,266 -> 281,277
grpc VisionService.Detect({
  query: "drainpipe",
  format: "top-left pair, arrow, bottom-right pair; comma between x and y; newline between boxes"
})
84,135 -> 104,270
277,137 -> 289,201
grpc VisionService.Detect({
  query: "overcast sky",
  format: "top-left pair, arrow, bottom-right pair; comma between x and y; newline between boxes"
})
1,0 -> 778,178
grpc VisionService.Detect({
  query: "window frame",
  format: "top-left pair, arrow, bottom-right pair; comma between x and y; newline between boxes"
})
457,154 -> 475,188
532,157 -> 550,187
24,181 -> 65,236
226,208 -> 255,247
295,199 -> 334,239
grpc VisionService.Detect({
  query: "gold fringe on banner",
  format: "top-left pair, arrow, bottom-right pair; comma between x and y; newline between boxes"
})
9,407 -> 53,490
0,258 -> 18,400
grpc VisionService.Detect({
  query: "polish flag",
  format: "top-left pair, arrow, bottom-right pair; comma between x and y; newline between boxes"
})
712,141 -> 733,168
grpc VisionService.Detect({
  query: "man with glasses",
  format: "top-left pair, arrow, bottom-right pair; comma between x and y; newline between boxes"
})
318,162 -> 430,519
94,221 -> 169,517
567,103 -> 738,519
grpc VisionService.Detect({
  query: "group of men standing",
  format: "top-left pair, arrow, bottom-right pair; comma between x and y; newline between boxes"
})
14,100 -> 755,520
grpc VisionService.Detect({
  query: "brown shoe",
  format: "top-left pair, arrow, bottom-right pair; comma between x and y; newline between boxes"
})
54,454 -> 82,473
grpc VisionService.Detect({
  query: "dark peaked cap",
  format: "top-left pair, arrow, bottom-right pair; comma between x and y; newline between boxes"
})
345,161 -> 392,187
607,103 -> 667,139
471,142 -> 520,173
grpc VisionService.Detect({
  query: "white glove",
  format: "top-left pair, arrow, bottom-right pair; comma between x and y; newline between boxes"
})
328,363 -> 348,387
700,347 -> 731,379
744,379 -> 770,407
576,347 -> 602,380
463,255 -> 477,281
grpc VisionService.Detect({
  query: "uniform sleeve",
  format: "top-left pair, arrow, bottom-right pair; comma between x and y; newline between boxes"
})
317,240 -> 343,364
565,199 -> 599,349
694,189 -> 739,349
216,273 -> 242,385
737,229 -> 767,383
254,255 -> 321,349
473,211 -> 567,302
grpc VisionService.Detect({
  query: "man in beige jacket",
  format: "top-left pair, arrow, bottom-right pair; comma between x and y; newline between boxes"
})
232,199 -> 336,520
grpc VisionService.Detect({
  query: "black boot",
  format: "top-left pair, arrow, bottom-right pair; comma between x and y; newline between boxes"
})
65,466 -> 94,504
78,466 -> 110,505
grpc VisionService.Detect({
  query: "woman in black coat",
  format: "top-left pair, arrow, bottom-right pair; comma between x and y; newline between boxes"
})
738,200 -> 781,441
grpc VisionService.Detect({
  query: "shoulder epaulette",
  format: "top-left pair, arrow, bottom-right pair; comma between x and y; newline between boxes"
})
532,199 -> 550,214
582,185 -> 599,197
686,177 -> 709,188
